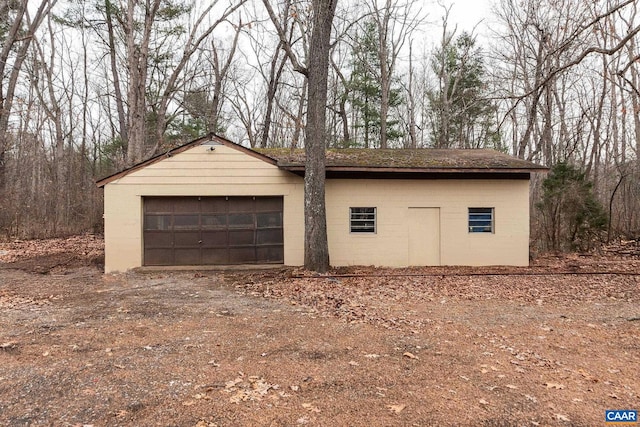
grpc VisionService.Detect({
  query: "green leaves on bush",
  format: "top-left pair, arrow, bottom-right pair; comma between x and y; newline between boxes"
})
537,162 -> 607,251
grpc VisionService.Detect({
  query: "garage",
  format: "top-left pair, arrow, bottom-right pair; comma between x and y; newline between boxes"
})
143,196 -> 284,266
99,135 -> 545,272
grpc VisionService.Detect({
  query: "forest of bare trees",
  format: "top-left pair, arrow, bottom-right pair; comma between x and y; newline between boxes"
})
1,0 -> 639,254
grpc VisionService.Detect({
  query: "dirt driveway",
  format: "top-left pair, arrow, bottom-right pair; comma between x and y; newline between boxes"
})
1,236 -> 639,426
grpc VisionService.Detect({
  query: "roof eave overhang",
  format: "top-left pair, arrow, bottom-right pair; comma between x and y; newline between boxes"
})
279,165 -> 548,179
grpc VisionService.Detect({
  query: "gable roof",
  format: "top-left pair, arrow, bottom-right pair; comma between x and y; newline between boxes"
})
97,134 -> 547,187
96,134 -> 276,187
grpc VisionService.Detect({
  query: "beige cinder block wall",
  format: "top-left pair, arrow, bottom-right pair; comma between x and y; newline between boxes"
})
103,144 -> 304,273
325,179 -> 530,266
103,143 -> 531,271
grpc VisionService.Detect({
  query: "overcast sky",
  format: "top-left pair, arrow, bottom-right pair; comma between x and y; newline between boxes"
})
408,0 -> 493,54
448,0 -> 492,32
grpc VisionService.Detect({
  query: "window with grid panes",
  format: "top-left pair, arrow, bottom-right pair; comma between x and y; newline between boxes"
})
350,207 -> 376,233
468,207 -> 494,233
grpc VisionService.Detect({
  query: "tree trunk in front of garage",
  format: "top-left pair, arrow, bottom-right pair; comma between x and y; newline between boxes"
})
303,0 -> 336,273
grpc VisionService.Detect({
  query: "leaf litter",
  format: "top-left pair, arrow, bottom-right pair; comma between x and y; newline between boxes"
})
0,235 -> 639,426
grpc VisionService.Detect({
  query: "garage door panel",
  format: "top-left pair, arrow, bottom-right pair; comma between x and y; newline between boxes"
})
228,230 -> 255,245
257,246 -> 284,263
228,213 -> 254,227
175,248 -> 200,264
144,198 -> 174,213
143,196 -> 283,266
174,232 -> 200,247
202,214 -> 227,229
173,215 -> 199,229
145,232 -> 173,247
229,247 -> 256,263
200,198 -> 227,213
228,197 -> 254,212
257,212 -> 282,228
202,248 -> 229,264
256,229 -> 283,245
201,230 -> 228,247
256,197 -> 283,212
145,248 -> 173,265
174,197 -> 200,213
145,215 -> 171,230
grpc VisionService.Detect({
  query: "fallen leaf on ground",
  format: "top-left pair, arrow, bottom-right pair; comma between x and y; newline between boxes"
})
544,382 -> 565,389
224,376 -> 278,403
387,404 -> 406,414
224,378 -> 243,389
578,369 -> 598,382
302,403 -> 320,413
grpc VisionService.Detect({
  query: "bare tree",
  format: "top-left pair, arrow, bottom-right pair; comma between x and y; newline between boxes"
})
429,6 -> 496,150
243,0 -> 297,148
209,22 -> 244,133
366,0 -> 423,148
263,0 -> 336,272
88,0 -> 246,165
403,40 -> 418,148
182,17 -> 247,136
228,75 -> 262,147
148,1 -> 247,156
303,0 -> 336,271
493,0 -> 640,162
121,0 -> 159,164
104,0 -> 128,147
30,14 -> 69,230
490,0 -> 640,246
329,54 -> 351,146
0,0 -> 57,193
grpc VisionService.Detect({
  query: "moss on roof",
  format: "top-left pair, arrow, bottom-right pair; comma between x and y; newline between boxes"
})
255,148 -> 547,171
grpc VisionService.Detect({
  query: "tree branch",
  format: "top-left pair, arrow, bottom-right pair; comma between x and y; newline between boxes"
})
261,0 -> 308,76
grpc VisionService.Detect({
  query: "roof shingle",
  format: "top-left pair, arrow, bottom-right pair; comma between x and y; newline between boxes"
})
97,134 -> 547,187
256,148 -> 547,172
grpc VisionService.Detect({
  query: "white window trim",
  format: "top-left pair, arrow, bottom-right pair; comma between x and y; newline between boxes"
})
350,207 -> 377,234
468,207 -> 494,233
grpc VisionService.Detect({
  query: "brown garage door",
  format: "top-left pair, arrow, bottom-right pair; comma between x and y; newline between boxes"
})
143,196 -> 284,266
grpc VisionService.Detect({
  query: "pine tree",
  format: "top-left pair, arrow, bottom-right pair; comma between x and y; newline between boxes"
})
348,20 -> 403,148
537,162 -> 608,251
428,32 -> 499,149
